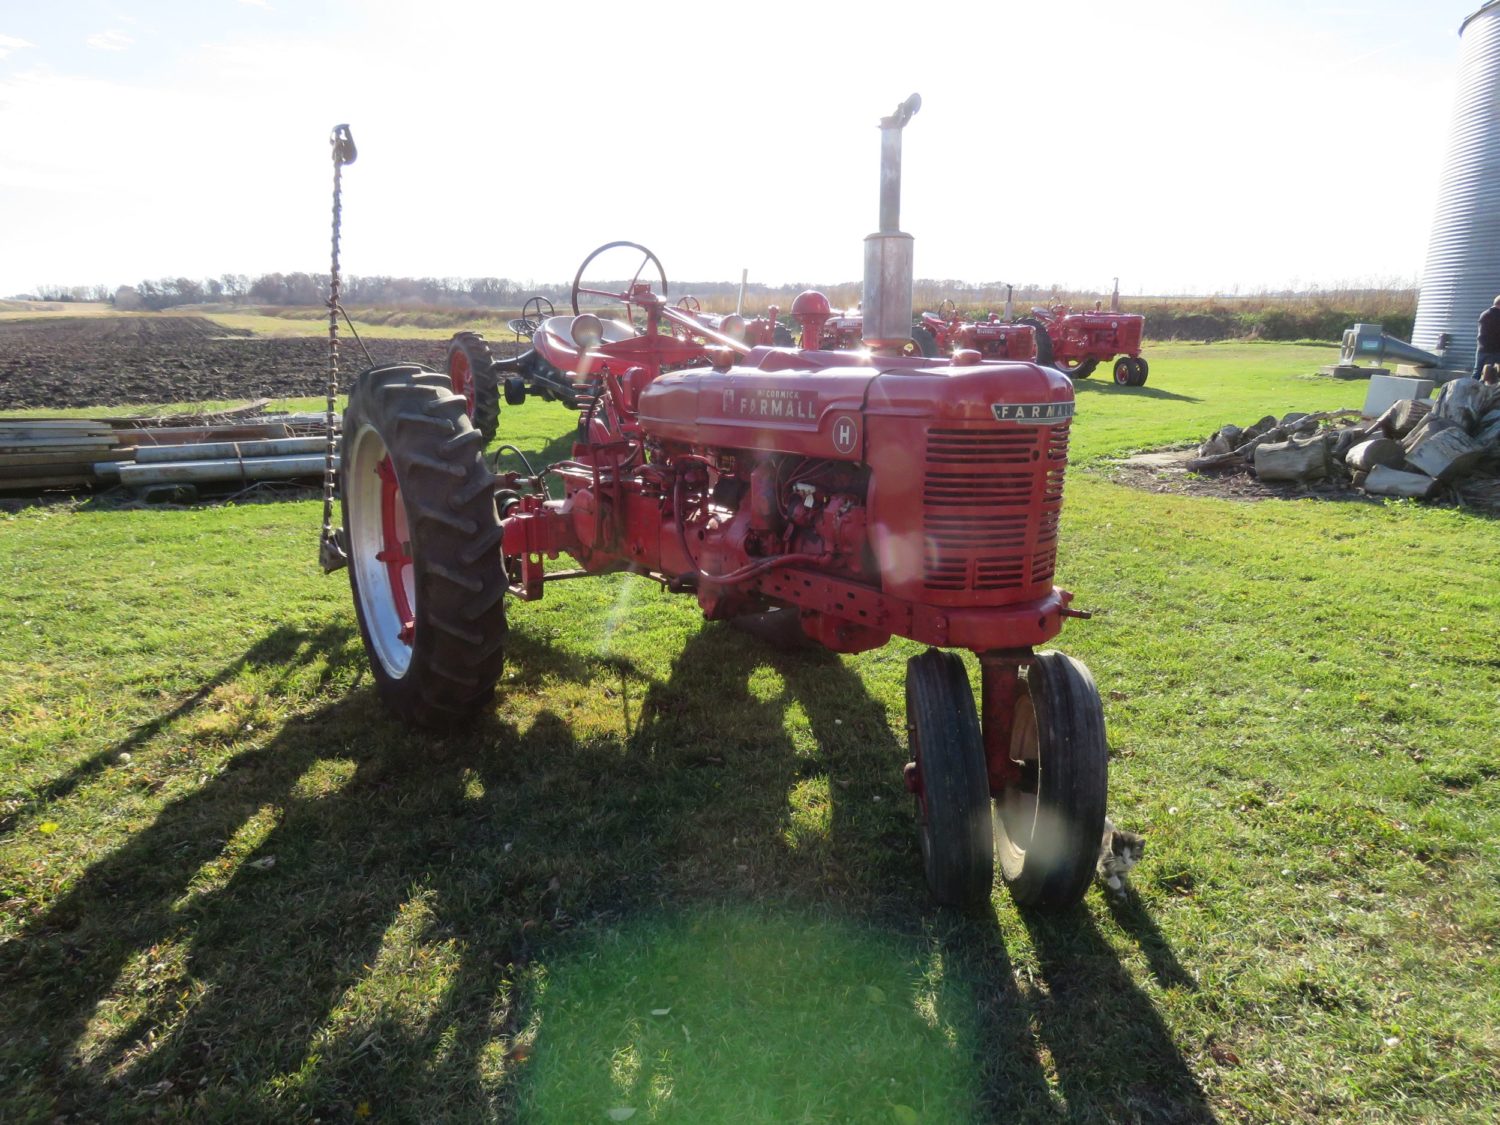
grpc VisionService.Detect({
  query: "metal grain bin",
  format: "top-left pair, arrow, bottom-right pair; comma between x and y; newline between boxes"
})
1413,1 -> 1500,369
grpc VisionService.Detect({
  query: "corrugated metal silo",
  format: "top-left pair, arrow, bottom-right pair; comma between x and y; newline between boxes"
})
1412,1 -> 1500,368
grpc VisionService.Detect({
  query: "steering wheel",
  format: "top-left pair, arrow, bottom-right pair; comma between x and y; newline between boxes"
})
522,295 -> 553,326
570,241 -> 669,326
675,295 -> 701,313
509,294 -> 555,339
938,298 -> 958,321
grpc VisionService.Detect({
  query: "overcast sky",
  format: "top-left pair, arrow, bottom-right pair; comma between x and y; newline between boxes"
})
0,0 -> 1487,298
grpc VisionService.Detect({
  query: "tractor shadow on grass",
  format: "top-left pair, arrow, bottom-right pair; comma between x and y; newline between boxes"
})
0,623 -> 353,841
617,624 -> 1214,1122
1014,903 -> 1215,1122
0,619 -> 608,1119
1074,379 -> 1202,404
0,612 -> 1209,1122
1105,885 -> 1201,993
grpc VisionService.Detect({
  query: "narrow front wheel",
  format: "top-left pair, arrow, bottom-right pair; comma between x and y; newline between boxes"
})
906,649 -> 994,909
994,652 -> 1108,909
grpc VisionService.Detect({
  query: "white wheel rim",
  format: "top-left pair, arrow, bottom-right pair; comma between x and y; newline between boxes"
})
348,422 -> 415,677
1000,693 -> 1040,854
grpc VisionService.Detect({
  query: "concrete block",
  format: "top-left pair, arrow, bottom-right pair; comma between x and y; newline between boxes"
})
1362,374 -> 1435,419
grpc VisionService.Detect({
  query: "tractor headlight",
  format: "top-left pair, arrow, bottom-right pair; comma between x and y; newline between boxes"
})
571,313 -> 603,349
719,314 -> 746,341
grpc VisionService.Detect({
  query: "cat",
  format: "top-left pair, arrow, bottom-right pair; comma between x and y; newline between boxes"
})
1097,817 -> 1146,896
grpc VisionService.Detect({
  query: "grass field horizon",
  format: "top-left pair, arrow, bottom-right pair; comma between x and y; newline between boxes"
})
2,341 -> 1496,1122
2,283 -> 1419,345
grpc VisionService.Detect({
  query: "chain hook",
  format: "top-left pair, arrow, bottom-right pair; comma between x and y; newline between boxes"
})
331,124 -> 357,166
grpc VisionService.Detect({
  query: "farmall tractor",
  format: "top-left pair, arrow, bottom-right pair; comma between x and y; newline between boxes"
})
916,297 -> 1037,362
1018,286 -> 1149,385
339,97 -> 1110,911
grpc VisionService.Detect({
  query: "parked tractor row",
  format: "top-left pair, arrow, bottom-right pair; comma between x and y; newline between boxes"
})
453,292 -> 1150,413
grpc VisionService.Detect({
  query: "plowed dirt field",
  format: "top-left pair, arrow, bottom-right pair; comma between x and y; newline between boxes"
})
0,315 -> 512,409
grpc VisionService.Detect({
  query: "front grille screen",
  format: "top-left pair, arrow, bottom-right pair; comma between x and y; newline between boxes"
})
921,423 -> 1069,592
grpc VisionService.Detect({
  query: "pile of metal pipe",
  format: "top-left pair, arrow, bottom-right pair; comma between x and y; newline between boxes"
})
97,434 -> 334,488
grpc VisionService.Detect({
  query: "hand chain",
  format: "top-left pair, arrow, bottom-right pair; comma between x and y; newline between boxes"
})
319,125 -> 357,573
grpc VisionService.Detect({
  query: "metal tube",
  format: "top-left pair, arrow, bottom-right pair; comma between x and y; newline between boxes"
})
879,126 -> 903,234
132,436 -> 329,463
118,455 -> 327,486
863,94 -> 923,352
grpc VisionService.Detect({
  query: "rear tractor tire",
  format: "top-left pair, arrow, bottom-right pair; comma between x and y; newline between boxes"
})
1019,317 -> 1054,366
906,649 -> 994,909
446,332 -> 500,441
994,652 -> 1108,910
1056,357 -> 1098,379
342,363 -> 508,729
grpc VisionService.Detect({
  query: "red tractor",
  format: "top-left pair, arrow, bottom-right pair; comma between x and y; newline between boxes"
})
338,100 -> 1111,911
1018,300 -> 1148,386
443,263 -> 796,440
916,300 -> 1037,361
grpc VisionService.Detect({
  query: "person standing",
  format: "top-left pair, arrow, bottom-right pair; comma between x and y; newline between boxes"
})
1476,295 -> 1500,378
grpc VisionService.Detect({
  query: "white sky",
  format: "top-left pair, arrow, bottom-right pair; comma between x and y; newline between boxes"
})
0,0 -> 1486,298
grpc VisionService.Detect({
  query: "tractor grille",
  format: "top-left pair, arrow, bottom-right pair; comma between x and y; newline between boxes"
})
921,423 -> 1069,592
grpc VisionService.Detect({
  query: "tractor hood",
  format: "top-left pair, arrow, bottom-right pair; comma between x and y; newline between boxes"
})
636,347 -> 1073,462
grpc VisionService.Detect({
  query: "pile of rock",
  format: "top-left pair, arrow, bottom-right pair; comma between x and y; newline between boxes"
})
1190,380 -> 1500,503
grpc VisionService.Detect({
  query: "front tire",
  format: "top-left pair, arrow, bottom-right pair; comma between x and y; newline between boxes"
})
995,652 -> 1108,910
1132,356 -> 1150,386
342,364 -> 508,729
1113,356 -> 1134,386
907,649 -> 994,909
1056,357 -> 1098,379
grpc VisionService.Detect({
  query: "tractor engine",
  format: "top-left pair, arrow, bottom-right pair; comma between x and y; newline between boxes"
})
538,346 -> 1076,654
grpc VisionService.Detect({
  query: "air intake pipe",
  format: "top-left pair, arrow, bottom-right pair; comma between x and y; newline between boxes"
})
862,94 -> 921,353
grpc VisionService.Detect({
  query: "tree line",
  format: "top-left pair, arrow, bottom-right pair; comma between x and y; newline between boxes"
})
18,273 -> 1417,342
24,273 -> 1080,313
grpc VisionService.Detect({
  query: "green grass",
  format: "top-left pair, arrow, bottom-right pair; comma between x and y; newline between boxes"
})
1,343 -> 1497,1122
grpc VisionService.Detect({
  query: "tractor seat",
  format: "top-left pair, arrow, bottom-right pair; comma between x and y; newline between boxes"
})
534,315 -> 636,349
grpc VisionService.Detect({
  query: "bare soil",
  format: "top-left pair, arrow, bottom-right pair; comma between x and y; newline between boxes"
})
1099,449 -> 1378,504
0,316 -> 519,410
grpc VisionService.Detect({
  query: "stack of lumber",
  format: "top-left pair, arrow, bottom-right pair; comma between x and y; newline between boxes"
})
0,401 -> 338,495
0,419 -> 122,490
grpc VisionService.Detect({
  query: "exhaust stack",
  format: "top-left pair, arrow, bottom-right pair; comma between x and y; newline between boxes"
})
862,94 -> 921,353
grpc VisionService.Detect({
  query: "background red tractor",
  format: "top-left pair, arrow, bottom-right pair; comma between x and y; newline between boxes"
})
916,300 -> 1037,361
339,98 -> 1112,911
1018,295 -> 1149,385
